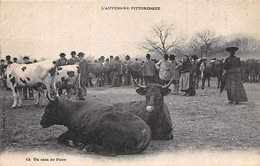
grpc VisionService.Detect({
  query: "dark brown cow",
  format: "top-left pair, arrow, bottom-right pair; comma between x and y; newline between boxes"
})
87,63 -> 114,87
200,59 -> 224,89
40,96 -> 151,156
114,79 -> 173,140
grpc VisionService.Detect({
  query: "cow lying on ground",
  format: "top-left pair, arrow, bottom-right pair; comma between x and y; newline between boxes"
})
40,96 -> 151,156
5,60 -> 58,108
114,79 -> 173,140
56,65 -> 81,99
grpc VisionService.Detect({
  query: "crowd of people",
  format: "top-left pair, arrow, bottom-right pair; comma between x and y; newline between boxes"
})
0,46 -> 248,104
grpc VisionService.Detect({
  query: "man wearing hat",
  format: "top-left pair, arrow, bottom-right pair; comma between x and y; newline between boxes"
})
23,56 -> 34,100
13,57 -> 18,63
223,47 -> 247,104
67,51 -> 79,65
142,54 -> 156,85
5,55 -> 13,65
56,53 -> 68,66
123,55 -> 132,86
112,56 -> 122,87
155,54 -> 171,85
77,52 -> 90,100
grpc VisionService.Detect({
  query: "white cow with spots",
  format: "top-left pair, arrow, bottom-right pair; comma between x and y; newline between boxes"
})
56,65 -> 81,99
5,60 -> 59,108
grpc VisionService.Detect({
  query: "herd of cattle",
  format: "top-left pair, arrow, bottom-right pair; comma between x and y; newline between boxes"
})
1,57 -> 259,155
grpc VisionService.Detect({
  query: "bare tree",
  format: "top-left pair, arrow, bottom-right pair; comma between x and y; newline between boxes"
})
190,30 -> 220,57
138,21 -> 186,57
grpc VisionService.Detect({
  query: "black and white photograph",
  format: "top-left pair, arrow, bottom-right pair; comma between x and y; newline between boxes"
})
0,0 -> 259,166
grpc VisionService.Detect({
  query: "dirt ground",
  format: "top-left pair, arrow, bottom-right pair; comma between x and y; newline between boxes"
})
0,78 -> 259,157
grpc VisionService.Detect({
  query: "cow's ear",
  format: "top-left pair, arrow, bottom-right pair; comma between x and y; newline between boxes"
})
136,88 -> 146,96
161,88 -> 171,96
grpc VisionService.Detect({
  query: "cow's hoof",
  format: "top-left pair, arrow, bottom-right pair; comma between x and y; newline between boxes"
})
66,140 -> 75,147
41,104 -> 46,107
77,143 -> 85,149
35,103 -> 39,106
17,105 -> 22,108
10,106 -> 17,108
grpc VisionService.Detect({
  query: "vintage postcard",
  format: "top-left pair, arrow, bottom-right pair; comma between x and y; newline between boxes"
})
0,0 -> 259,166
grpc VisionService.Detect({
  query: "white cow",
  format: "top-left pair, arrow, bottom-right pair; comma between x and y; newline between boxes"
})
5,60 -> 59,108
56,65 -> 81,99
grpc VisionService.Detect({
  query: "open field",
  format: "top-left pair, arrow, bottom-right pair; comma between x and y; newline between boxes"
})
0,78 -> 259,159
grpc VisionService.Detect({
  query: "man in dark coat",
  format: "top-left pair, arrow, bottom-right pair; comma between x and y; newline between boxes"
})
112,56 -> 122,87
142,54 -> 156,85
67,51 -> 79,65
13,57 -> 18,63
223,47 -> 247,104
5,55 -> 13,65
22,56 -> 34,100
123,55 -> 132,86
56,53 -> 68,66
77,52 -> 90,100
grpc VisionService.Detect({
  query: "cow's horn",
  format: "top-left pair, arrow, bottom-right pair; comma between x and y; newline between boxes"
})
133,79 -> 147,89
46,92 -> 55,102
162,76 -> 174,89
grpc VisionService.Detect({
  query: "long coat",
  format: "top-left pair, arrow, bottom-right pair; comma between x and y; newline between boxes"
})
142,59 -> 156,77
223,55 -> 247,103
79,59 -> 91,88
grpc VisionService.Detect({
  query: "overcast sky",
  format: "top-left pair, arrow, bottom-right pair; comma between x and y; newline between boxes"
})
0,0 -> 260,60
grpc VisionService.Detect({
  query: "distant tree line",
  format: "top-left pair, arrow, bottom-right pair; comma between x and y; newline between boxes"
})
138,21 -> 260,59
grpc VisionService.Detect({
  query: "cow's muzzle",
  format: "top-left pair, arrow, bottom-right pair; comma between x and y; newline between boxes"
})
146,106 -> 154,112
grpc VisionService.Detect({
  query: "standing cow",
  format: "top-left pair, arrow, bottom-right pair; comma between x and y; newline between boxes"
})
114,79 -> 173,140
40,97 -> 151,156
56,65 -> 81,99
5,60 -> 58,108
200,59 -> 224,89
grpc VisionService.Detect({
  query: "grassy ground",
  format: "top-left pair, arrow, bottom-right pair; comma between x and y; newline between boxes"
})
0,78 -> 259,158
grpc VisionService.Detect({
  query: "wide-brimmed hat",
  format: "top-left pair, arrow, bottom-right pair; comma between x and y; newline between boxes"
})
191,55 -> 198,59
169,54 -> 176,60
59,53 -> 66,57
77,52 -> 85,57
225,47 -> 239,53
71,51 -> 76,55
146,54 -> 151,58
23,56 -> 29,60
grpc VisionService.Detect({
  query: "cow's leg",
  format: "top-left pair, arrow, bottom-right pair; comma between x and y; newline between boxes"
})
17,87 -> 23,107
58,130 -> 78,146
208,77 -> 210,87
35,90 -> 40,106
41,89 -> 45,107
36,86 -> 45,107
217,76 -> 220,88
196,77 -> 199,89
141,76 -> 144,85
201,77 -> 205,89
11,86 -> 18,108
